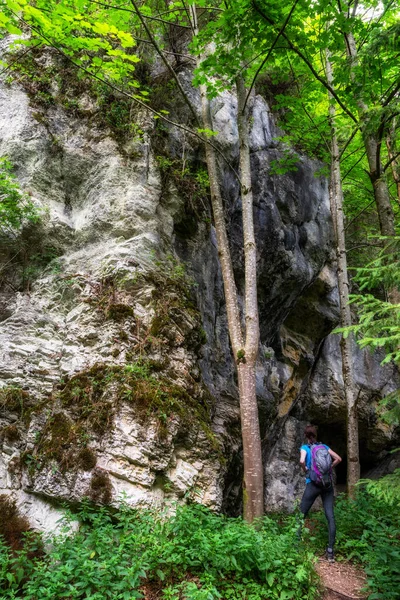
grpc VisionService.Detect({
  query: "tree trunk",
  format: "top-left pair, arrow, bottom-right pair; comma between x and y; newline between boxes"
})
190,6 -> 263,521
344,30 -> 396,237
363,135 -> 396,237
236,74 -> 264,521
326,53 -> 360,498
386,120 -> 400,207
237,362 -> 264,521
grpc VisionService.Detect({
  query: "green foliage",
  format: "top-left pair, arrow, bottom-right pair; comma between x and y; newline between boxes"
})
378,390 -> 400,426
0,157 -> 40,233
0,502 -> 319,600
269,146 -> 300,176
336,238 -> 400,365
307,488 -> 400,599
0,156 -> 64,290
155,155 -> 210,208
1,0 -> 142,90
360,467 -> 400,506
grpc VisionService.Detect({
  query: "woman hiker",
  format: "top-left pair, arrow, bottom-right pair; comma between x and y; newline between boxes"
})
299,424 -> 342,562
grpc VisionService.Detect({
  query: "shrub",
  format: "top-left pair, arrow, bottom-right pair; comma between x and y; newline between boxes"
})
0,156 -> 63,290
307,487 -> 400,599
0,502 -> 319,600
0,157 -> 40,234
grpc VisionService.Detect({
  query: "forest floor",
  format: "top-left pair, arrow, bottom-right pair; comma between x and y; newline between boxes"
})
316,558 -> 368,599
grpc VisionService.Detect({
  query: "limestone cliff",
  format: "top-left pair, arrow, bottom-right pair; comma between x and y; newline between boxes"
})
0,42 -> 398,528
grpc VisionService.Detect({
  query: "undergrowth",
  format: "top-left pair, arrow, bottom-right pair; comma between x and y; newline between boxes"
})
306,486 -> 400,600
1,485 -> 398,599
0,502 -> 318,600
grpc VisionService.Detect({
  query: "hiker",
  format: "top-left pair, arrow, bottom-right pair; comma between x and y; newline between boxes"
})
299,424 -> 342,563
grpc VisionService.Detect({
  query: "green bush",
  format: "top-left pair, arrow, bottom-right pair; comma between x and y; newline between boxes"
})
0,157 -> 40,233
307,487 -> 400,599
0,502 -> 318,600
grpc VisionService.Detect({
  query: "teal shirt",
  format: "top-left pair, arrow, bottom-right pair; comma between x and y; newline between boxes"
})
301,443 -> 330,484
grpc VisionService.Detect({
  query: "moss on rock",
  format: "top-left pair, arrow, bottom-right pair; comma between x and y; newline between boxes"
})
0,387 -> 31,419
77,447 -> 97,471
88,468 -> 113,504
22,360 -> 219,475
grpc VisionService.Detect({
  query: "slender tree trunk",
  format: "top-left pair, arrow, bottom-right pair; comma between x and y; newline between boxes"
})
237,362 -> 264,521
236,74 -> 263,521
189,6 -> 263,521
363,135 -> 396,236
386,120 -> 400,207
326,53 -> 360,498
344,30 -> 396,237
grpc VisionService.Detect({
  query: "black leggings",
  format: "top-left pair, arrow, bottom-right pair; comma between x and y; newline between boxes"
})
300,482 -> 336,548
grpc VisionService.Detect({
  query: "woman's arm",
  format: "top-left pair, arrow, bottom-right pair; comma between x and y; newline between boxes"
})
328,448 -> 342,469
299,448 -> 307,472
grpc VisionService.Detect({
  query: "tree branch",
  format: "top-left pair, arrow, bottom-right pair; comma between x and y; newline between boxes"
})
11,11 -> 240,181
243,0 -> 299,111
128,0 -> 200,126
339,125 -> 360,159
383,151 -> 400,173
344,199 -> 375,231
85,0 -> 192,27
342,150 -> 367,181
0,42 -> 42,77
382,78 -> 400,108
251,0 -> 359,125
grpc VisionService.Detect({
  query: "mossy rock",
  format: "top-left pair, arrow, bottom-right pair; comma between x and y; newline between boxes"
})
0,424 -> 20,443
77,447 -> 97,471
0,387 -> 32,418
23,361 -> 220,475
88,468 -> 112,504
105,303 -> 134,321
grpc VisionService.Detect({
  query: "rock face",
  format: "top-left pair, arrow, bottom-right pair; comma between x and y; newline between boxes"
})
0,46 -> 398,527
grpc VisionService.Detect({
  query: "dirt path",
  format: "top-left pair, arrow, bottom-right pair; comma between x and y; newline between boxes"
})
316,558 -> 368,599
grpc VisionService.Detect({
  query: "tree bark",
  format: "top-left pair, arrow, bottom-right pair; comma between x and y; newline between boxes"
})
386,120 -> 400,207
363,135 -> 396,237
236,74 -> 264,521
326,53 -> 360,498
344,29 -> 396,237
189,6 -> 263,521
237,362 -> 264,521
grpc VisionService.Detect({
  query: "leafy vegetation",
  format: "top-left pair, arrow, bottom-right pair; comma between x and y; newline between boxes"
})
336,237 -> 400,423
1,485 -> 399,600
307,486 -> 400,600
0,156 -> 63,290
0,502 -> 319,600
337,237 -> 400,365
0,157 -> 40,233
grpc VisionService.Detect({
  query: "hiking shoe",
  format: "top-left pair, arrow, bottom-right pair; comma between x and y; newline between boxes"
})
326,548 -> 335,563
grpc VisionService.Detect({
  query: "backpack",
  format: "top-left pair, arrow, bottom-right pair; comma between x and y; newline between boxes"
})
308,443 -> 332,489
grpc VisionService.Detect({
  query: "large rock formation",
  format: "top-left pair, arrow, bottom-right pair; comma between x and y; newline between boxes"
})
0,43 -> 398,527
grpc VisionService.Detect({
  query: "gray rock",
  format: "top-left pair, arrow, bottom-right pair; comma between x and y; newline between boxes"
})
0,47 -> 398,528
